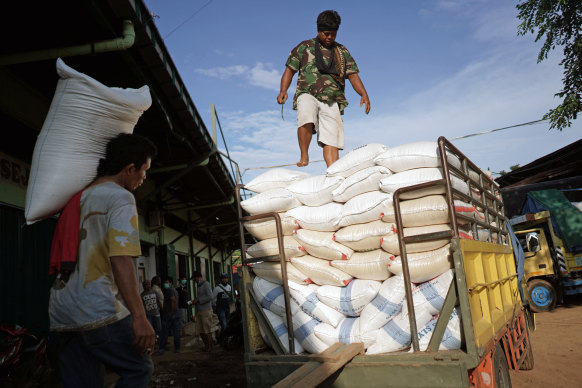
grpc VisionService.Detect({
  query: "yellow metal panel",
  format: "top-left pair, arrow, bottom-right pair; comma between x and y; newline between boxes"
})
460,239 -> 520,349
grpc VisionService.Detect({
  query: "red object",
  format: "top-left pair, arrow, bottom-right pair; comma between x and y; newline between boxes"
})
49,191 -> 83,275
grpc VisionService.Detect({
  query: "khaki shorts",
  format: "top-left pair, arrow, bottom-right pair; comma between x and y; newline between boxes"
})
297,93 -> 344,149
195,309 -> 214,334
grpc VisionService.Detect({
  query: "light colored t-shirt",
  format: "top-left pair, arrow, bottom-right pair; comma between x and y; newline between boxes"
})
49,182 -> 142,331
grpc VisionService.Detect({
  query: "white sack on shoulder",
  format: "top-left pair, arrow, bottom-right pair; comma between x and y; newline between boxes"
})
253,276 -> 299,317
334,220 -> 396,252
291,255 -> 353,286
246,236 -> 305,260
381,224 -> 451,255
288,282 -> 345,327
286,175 -> 344,207
245,168 -> 310,193
417,307 -> 462,351
244,212 -> 297,240
373,141 -> 461,173
294,229 -> 353,261
25,59 -> 152,224
359,275 -> 407,332
286,202 -> 343,232
331,250 -> 392,281
259,308 -> 304,354
314,318 -> 376,348
332,166 -> 391,203
340,191 -> 393,227
316,279 -> 381,316
389,244 -> 453,283
326,143 -> 388,178
251,262 -> 311,285
378,168 -> 469,199
287,310 -> 328,354
365,308 -> 433,355
241,188 -> 301,215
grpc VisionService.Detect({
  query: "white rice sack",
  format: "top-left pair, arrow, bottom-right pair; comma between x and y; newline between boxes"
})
334,220 -> 396,252
332,166 -> 392,203
291,255 -> 353,286
381,224 -> 451,255
359,275 -> 407,332
366,308 -> 433,355
314,318 -> 376,348
340,191 -> 394,227
373,141 -> 461,173
411,269 -> 454,315
25,59 -> 152,224
331,250 -> 393,281
244,212 -> 297,240
253,276 -> 299,316
288,282 -> 345,327
286,175 -> 344,207
286,202 -> 343,232
378,168 -> 469,199
250,262 -> 311,285
326,143 -> 388,178
316,279 -> 381,316
294,229 -> 353,261
259,308 -> 304,354
382,195 -> 448,227
245,168 -> 310,193
241,188 -> 301,215
389,244 -> 453,283
288,310 -> 329,354
417,307 -> 462,351
246,236 -> 305,260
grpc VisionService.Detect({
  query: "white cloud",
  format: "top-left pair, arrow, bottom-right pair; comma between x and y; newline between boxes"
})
194,62 -> 281,91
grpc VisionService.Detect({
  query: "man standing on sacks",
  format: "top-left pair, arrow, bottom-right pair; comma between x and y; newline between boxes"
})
277,9 -> 371,168
48,133 -> 157,387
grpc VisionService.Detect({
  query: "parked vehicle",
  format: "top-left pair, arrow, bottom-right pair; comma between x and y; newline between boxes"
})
509,190 -> 582,312
0,325 -> 50,388
235,137 -> 534,387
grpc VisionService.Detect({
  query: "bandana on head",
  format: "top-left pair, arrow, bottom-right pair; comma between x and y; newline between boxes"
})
317,23 -> 339,32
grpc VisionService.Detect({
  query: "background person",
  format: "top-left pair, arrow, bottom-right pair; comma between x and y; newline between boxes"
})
212,273 -> 232,333
189,271 -> 214,352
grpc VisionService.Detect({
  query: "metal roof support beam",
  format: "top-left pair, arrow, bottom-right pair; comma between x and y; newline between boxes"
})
142,152 -> 214,202
164,196 -> 234,212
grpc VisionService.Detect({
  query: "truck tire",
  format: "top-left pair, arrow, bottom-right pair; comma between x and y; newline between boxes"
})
494,343 -> 512,388
527,279 -> 557,313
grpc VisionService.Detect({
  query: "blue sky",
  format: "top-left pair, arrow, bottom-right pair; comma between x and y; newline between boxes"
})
144,0 -> 581,183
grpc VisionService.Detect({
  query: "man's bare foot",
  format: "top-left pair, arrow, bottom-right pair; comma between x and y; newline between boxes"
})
296,158 -> 309,167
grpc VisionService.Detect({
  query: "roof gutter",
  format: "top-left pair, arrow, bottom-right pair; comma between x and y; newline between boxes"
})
0,20 -> 135,65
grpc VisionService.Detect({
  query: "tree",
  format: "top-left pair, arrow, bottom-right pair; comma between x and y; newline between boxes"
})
517,0 -> 582,131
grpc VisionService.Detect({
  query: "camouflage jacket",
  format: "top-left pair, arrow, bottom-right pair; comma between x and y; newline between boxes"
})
286,38 -> 359,113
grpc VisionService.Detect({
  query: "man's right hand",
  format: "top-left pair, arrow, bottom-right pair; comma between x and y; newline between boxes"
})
277,92 -> 288,104
132,315 -> 156,355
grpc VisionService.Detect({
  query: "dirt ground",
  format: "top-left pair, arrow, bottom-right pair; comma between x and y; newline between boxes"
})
46,295 -> 581,387
510,294 -> 582,388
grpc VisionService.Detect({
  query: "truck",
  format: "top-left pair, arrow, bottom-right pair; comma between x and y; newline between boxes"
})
235,137 -> 534,387
508,189 -> 582,312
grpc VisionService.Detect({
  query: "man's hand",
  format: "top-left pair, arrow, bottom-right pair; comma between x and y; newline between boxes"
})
192,299 -> 200,305
132,315 -> 156,355
360,95 -> 371,114
277,92 -> 288,104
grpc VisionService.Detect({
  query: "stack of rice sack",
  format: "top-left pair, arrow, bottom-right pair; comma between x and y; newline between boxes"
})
240,141 -> 480,355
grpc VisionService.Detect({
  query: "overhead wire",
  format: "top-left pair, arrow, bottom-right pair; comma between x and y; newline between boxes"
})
451,119 -> 548,140
163,0 -> 214,40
